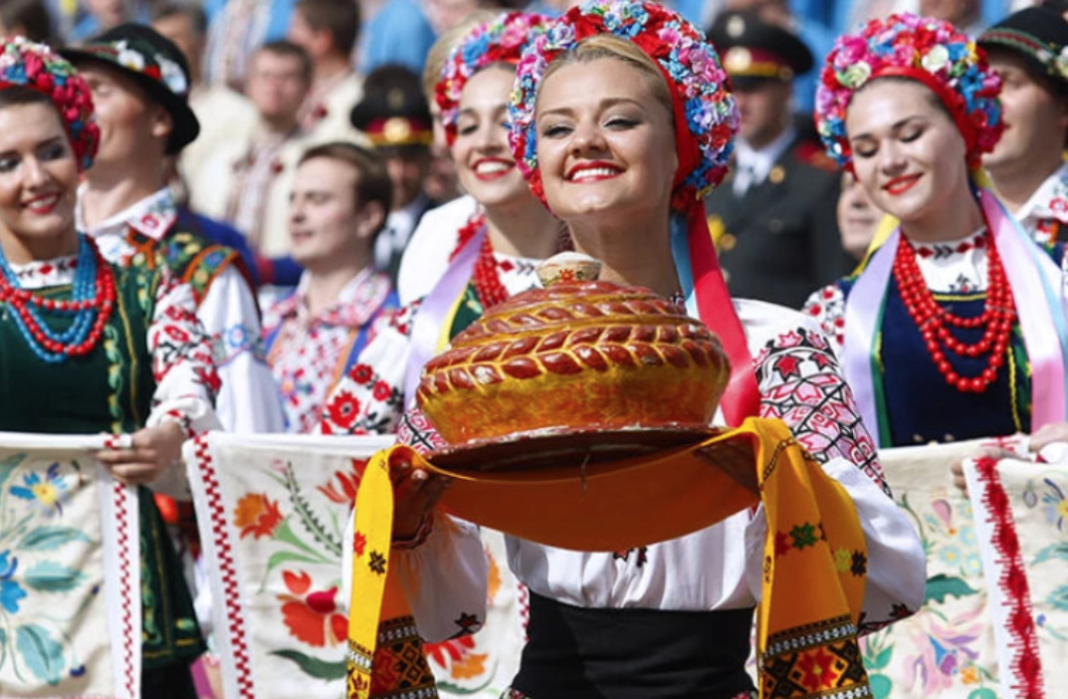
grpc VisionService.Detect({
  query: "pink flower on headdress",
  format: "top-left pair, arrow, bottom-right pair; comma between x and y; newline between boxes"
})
658,26 -> 681,46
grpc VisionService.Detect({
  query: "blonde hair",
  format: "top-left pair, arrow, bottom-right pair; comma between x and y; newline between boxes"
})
540,34 -> 673,118
421,9 -> 500,102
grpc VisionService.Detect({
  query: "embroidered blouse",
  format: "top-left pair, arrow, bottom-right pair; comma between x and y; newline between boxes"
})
77,187 -> 285,434
263,268 -> 395,433
1015,163 -> 1068,245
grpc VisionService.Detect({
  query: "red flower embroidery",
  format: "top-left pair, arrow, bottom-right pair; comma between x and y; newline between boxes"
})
327,391 -> 361,429
318,461 -> 366,504
278,570 -> 348,647
353,531 -> 367,557
352,364 -> 374,385
373,381 -> 392,402
233,493 -> 283,539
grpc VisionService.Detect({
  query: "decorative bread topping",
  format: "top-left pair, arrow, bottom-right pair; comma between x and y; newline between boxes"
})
418,257 -> 730,446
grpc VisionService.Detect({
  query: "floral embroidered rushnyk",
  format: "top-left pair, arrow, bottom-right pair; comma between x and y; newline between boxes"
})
184,432 -> 393,699
868,440 -> 1017,698
0,434 -> 140,698
963,454 -> 1068,699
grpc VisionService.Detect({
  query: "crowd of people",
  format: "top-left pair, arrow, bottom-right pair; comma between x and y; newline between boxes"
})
3,0 -> 1068,697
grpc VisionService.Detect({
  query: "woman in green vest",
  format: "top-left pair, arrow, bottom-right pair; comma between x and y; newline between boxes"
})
0,38 -> 220,698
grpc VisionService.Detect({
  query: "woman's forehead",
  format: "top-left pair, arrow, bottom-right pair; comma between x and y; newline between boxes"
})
536,59 -> 660,111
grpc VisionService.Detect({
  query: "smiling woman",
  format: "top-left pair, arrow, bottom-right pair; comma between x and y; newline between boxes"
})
805,13 -> 1068,451
0,37 -> 222,699
478,2 -> 927,698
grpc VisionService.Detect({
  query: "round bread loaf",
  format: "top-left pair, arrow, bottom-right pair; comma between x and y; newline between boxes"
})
417,280 -> 730,445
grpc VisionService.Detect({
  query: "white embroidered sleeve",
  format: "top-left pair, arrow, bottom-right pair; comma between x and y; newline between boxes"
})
146,272 -> 221,438
802,284 -> 846,353
197,267 -> 285,433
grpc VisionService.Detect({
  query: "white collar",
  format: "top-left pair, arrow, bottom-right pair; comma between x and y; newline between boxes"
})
76,186 -> 178,241
734,125 -> 796,182
1015,162 -> 1068,226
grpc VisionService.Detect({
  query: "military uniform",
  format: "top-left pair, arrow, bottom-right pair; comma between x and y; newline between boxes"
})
705,12 -> 851,309
351,66 -> 437,284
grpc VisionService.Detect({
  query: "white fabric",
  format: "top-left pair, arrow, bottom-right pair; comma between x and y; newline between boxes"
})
396,195 -> 479,306
186,432 -> 486,699
506,300 -> 927,623
377,193 -> 433,273
731,126 -> 796,197
0,435 -> 141,699
301,71 -> 369,147
77,188 -> 286,434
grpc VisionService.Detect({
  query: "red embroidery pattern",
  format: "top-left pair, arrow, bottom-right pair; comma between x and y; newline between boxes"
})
974,456 -> 1046,699
754,328 -> 888,495
192,435 -> 256,699
113,480 -> 137,697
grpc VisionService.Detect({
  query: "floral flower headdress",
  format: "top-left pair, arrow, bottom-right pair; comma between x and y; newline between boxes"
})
815,13 -> 1003,171
0,38 -> 99,171
508,0 -> 738,212
436,11 -> 550,146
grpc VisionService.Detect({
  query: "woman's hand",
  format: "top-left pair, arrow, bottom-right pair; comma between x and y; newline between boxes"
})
95,422 -> 186,486
1029,422 -> 1068,455
391,459 -> 450,543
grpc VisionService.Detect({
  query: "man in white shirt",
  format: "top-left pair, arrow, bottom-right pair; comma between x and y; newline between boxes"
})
64,24 -> 285,434
980,6 -> 1068,244
704,11 -> 850,309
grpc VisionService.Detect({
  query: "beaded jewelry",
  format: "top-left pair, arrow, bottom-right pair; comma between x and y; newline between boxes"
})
0,236 -> 116,363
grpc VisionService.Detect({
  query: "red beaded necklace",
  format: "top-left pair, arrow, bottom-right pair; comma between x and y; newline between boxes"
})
0,238 -> 116,359
449,212 -> 508,310
891,231 -> 1015,394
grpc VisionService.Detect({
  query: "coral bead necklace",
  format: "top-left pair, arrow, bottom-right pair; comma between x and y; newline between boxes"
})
892,231 -> 1015,393
0,235 -> 116,363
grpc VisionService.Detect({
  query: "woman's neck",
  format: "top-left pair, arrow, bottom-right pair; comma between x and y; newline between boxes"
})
900,180 -> 985,244
484,196 -> 561,261
568,213 -> 680,298
0,226 -> 79,266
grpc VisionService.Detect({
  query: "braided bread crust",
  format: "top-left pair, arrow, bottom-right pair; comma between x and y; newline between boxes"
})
418,282 -> 730,445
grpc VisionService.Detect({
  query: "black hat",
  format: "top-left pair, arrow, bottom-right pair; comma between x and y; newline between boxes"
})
980,6 -> 1068,93
350,65 -> 433,149
707,11 -> 813,87
62,23 -> 199,154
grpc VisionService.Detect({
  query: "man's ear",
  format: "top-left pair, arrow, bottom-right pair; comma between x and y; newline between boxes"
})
150,105 -> 174,145
356,201 -> 387,243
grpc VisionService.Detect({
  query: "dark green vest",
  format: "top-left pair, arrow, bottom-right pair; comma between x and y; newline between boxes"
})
0,262 -> 204,669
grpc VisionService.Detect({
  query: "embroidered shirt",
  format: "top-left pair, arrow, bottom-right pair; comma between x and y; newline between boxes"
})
1015,163 -> 1068,245
264,268 -> 394,433
77,186 -> 285,433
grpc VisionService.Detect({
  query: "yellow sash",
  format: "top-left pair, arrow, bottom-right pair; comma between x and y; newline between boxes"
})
347,417 -> 871,699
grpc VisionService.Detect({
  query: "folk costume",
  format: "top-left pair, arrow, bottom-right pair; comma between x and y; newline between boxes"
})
488,5 -> 926,697
805,14 -> 1068,448
323,14 -> 554,699
63,26 -> 286,434
979,7 -> 1068,245
263,268 -> 398,433
0,39 -> 221,698
335,4 -> 925,699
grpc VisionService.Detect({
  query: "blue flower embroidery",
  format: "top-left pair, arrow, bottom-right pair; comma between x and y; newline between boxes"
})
10,462 -> 69,516
0,550 -> 27,614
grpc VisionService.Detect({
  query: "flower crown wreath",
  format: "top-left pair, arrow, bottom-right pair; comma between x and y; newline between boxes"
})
815,13 -> 1003,171
436,12 -> 549,146
0,38 -> 99,172
508,0 -> 738,211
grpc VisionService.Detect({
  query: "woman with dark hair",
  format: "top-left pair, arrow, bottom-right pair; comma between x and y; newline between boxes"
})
805,14 -> 1068,451
0,38 -> 219,698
